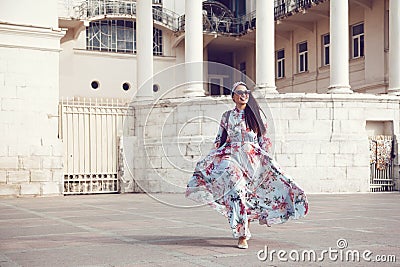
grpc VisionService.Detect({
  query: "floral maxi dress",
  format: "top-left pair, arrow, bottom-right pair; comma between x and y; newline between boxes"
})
185,107 -> 309,238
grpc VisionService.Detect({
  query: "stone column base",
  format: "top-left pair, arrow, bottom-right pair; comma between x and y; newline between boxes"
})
328,85 -> 353,94
255,84 -> 279,96
388,89 -> 400,96
183,83 -> 205,97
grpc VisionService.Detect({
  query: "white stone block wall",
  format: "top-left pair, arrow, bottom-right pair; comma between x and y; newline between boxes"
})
0,9 -> 64,196
130,94 -> 400,193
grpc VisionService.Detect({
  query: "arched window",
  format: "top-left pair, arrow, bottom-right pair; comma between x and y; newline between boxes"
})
86,20 -> 135,53
86,20 -> 163,56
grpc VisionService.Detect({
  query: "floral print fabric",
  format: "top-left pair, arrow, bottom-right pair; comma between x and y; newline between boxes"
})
369,136 -> 393,170
186,107 -> 309,238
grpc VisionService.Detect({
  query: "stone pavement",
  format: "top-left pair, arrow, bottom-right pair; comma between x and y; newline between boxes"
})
0,192 -> 399,267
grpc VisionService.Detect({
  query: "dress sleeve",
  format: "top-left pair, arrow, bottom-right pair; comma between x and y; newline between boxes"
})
257,122 -> 272,152
214,111 -> 228,149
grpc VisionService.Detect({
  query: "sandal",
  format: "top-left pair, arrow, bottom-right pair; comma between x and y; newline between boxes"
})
238,237 -> 248,249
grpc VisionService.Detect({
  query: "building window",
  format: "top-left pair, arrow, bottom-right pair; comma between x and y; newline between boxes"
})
86,20 -> 162,56
153,28 -> 163,56
322,34 -> 330,66
298,41 -> 308,73
208,76 -> 229,96
86,20 -> 136,53
352,23 -> 364,59
276,49 -> 285,79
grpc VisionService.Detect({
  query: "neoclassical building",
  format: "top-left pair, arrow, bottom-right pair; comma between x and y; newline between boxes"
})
0,0 -> 399,196
58,0 -> 400,98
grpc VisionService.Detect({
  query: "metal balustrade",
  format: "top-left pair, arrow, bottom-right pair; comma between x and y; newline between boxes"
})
152,6 -> 180,31
177,0 -> 324,35
275,1 -> 288,18
274,0 -> 326,20
76,0 -> 180,31
73,0 -> 325,36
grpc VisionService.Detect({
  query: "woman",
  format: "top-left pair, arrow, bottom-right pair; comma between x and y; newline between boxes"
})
186,82 -> 308,249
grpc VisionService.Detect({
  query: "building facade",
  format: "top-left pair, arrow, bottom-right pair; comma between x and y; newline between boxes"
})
0,0 -> 399,196
58,0 -> 400,98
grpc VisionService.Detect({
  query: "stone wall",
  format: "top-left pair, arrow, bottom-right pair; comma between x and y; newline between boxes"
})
0,1 -> 64,196
128,93 -> 399,193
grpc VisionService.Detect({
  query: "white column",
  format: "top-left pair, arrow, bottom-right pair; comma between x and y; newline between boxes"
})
328,0 -> 353,94
388,0 -> 400,95
184,0 -> 205,97
255,0 -> 278,95
136,0 -> 153,99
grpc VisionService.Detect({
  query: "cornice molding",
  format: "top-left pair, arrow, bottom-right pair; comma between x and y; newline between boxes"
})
0,22 -> 65,51
0,22 -> 64,38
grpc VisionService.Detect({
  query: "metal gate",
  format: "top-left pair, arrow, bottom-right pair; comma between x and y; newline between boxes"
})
368,135 -> 395,192
59,98 -> 130,194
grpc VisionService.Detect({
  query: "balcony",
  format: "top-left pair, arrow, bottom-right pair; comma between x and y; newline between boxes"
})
178,0 -> 325,36
75,0 -> 180,31
72,0 -> 325,36
275,0 -> 326,20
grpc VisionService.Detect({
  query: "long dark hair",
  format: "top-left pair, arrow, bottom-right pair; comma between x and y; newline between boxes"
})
245,92 -> 266,136
232,82 -> 266,137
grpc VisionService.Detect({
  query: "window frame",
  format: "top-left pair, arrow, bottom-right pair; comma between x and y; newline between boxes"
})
86,20 -> 136,54
208,75 -> 230,96
153,27 -> 163,56
297,41 -> 308,73
86,20 -> 163,56
276,49 -> 285,79
322,33 -> 330,66
351,22 -> 364,59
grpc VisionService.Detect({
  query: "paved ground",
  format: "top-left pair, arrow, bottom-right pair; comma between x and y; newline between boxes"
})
0,192 -> 399,267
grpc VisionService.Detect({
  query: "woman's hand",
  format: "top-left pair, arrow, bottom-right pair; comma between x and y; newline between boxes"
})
214,142 -> 221,149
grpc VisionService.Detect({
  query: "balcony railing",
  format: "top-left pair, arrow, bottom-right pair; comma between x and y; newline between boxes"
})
76,0 -> 180,31
178,11 -> 255,37
74,0 -> 325,36
178,0 -> 324,36
275,0 -> 325,20
275,1 -> 288,18
152,6 -> 180,30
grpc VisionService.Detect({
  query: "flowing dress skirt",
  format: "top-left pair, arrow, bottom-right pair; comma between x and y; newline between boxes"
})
186,108 -> 308,238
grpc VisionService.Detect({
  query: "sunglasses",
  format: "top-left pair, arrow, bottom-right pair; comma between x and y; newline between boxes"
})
234,90 -> 251,96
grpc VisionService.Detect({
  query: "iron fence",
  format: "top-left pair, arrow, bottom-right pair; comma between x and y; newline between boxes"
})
59,97 -> 131,194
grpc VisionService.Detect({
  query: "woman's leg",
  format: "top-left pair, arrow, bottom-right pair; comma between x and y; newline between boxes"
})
222,161 -> 252,247
225,182 -> 251,247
